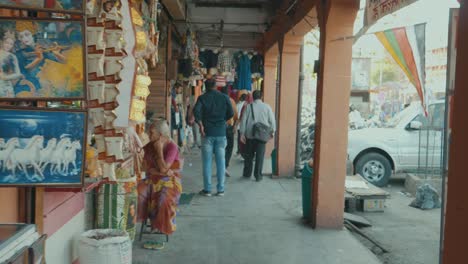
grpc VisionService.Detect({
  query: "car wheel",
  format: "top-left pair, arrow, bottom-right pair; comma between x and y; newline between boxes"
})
355,152 -> 392,187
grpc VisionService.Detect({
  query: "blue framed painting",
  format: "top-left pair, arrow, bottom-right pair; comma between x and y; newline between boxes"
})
0,108 -> 86,186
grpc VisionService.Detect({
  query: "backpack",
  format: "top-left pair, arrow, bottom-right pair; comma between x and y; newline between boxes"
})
250,104 -> 273,143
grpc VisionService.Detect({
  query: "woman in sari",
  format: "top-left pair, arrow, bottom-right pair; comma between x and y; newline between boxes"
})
138,119 -> 182,249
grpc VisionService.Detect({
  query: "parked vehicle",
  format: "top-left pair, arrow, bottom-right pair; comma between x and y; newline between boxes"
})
348,101 -> 445,187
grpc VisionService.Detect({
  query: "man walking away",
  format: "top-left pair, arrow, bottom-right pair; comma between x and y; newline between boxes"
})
221,86 -> 238,177
194,79 -> 234,196
240,90 -> 276,182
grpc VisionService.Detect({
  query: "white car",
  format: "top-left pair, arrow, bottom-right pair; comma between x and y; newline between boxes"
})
348,101 -> 445,187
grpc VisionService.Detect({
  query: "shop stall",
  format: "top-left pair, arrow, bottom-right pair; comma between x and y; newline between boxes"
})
0,0 -> 161,263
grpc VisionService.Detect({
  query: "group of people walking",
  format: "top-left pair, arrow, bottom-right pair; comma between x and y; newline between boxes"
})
194,78 -> 276,196
136,77 -> 275,249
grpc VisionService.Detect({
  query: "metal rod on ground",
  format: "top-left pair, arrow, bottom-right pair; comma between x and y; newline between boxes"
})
295,44 -> 305,178
344,220 -> 389,253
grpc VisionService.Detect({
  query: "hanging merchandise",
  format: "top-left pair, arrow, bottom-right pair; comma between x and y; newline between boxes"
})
252,77 -> 264,91
236,52 -> 252,91
217,50 -> 234,74
199,48 -> 208,69
250,53 -> 264,77
199,49 -> 218,70
100,0 -> 121,21
138,0 -> 160,68
178,58 -> 193,78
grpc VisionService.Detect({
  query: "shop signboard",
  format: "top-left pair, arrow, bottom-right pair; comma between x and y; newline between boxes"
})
0,18 -> 86,101
0,108 -> 86,186
0,0 -> 84,14
365,0 -> 419,27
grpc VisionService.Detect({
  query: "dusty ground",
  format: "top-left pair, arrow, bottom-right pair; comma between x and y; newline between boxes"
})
351,177 -> 442,264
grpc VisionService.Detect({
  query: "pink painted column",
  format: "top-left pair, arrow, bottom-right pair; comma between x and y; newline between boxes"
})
276,34 -> 302,177
263,45 -> 279,161
312,0 -> 359,228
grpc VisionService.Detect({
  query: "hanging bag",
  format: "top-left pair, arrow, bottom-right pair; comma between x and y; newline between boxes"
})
250,104 -> 273,143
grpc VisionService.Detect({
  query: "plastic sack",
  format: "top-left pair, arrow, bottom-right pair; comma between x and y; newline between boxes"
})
409,184 -> 441,210
79,229 -> 132,264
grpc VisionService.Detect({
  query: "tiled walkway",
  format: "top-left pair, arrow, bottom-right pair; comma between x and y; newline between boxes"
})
133,150 -> 381,264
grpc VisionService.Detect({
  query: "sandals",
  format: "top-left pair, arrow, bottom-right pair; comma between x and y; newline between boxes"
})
143,241 -> 165,250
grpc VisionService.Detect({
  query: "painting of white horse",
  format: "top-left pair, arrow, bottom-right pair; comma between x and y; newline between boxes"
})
0,109 -> 86,186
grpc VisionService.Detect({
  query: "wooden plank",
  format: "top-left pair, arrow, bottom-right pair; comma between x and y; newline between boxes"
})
35,188 -> 44,234
345,175 -> 390,198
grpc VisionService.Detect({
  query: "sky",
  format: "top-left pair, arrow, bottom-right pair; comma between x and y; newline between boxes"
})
303,0 -> 460,96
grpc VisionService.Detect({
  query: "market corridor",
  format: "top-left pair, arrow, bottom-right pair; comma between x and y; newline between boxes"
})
132,150 -> 380,264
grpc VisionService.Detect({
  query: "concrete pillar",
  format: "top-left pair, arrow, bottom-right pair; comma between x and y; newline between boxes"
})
277,34 -> 303,177
312,0 -> 359,228
263,44 -> 279,160
443,2 -> 468,263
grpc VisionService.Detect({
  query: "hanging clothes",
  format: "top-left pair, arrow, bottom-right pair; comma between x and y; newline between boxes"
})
199,50 -> 209,69
251,54 -> 264,75
178,59 -> 193,78
236,54 -> 252,91
217,51 -> 234,73
208,51 -> 219,70
199,50 -> 218,69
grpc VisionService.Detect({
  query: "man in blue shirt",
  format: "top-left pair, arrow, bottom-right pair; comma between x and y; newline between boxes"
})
194,79 -> 234,196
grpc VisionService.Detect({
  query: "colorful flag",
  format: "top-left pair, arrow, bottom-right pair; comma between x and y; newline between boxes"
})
375,23 -> 427,112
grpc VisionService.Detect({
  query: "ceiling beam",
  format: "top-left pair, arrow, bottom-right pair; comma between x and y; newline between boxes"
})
173,20 -> 267,26
261,0 -> 317,51
192,1 -> 266,8
198,31 -> 263,35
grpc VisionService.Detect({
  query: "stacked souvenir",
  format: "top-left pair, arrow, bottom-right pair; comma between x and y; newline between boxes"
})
86,0 -> 160,241
86,0 -> 126,181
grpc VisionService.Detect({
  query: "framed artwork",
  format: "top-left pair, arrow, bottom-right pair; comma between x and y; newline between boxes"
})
0,107 -> 87,186
0,18 -> 86,100
0,0 -> 84,14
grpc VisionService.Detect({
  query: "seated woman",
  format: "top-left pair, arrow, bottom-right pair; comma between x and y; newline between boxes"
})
138,119 -> 182,249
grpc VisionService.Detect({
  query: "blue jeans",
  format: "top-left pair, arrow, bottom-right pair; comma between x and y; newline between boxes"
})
201,136 -> 227,193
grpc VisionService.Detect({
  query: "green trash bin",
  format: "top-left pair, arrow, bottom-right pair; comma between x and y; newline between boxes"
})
271,149 -> 277,176
301,163 -> 314,219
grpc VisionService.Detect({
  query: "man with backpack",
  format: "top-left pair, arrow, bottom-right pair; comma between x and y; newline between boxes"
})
239,90 -> 276,182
